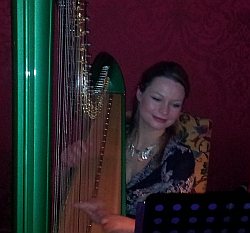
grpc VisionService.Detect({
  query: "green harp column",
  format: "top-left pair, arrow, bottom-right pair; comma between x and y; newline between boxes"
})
12,0 -> 53,233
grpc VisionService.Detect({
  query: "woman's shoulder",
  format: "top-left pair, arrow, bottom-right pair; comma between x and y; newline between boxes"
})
162,136 -> 195,166
163,137 -> 195,180
165,136 -> 193,155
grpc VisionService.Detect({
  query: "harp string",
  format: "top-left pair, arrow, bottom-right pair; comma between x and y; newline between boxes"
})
52,0 -> 112,232
52,1 -> 66,231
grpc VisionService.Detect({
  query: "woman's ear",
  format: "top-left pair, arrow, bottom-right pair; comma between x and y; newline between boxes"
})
136,88 -> 142,102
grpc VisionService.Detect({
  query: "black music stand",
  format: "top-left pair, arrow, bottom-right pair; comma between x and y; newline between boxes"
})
135,192 -> 250,233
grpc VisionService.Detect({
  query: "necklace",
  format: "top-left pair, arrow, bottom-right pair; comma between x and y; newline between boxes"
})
128,143 -> 156,161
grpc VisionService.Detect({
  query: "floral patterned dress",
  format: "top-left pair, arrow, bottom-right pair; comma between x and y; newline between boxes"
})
126,137 -> 195,217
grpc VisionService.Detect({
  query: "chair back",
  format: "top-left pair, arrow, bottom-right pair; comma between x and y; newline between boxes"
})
177,112 -> 212,193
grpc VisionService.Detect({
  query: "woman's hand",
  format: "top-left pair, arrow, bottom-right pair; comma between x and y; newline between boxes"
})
101,214 -> 135,233
75,198 -> 108,224
61,140 -> 88,167
75,199 -> 135,233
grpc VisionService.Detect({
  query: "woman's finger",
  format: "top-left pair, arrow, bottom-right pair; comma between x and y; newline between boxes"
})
75,200 -> 108,224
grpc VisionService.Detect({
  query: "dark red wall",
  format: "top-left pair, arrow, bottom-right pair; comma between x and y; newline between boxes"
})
1,0 -> 250,231
88,0 -> 250,192
0,0 -> 12,232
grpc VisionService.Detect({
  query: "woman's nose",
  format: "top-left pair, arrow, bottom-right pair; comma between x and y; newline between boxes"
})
159,103 -> 169,115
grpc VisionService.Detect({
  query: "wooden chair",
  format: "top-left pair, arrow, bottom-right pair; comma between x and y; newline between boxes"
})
177,112 -> 212,193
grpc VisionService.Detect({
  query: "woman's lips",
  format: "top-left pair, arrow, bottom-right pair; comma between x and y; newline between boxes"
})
153,115 -> 167,123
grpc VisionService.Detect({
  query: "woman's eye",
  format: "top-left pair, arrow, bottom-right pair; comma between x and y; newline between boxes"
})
151,96 -> 161,102
172,103 -> 182,108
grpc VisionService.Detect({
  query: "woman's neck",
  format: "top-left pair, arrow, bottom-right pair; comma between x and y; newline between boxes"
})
133,125 -> 164,150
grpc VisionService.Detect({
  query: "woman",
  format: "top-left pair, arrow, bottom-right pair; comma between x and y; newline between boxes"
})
76,61 -> 195,233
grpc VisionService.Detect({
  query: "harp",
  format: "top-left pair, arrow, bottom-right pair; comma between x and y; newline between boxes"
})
12,1 -> 126,233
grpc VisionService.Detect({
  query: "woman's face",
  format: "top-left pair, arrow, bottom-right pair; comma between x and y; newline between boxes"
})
137,76 -> 185,133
